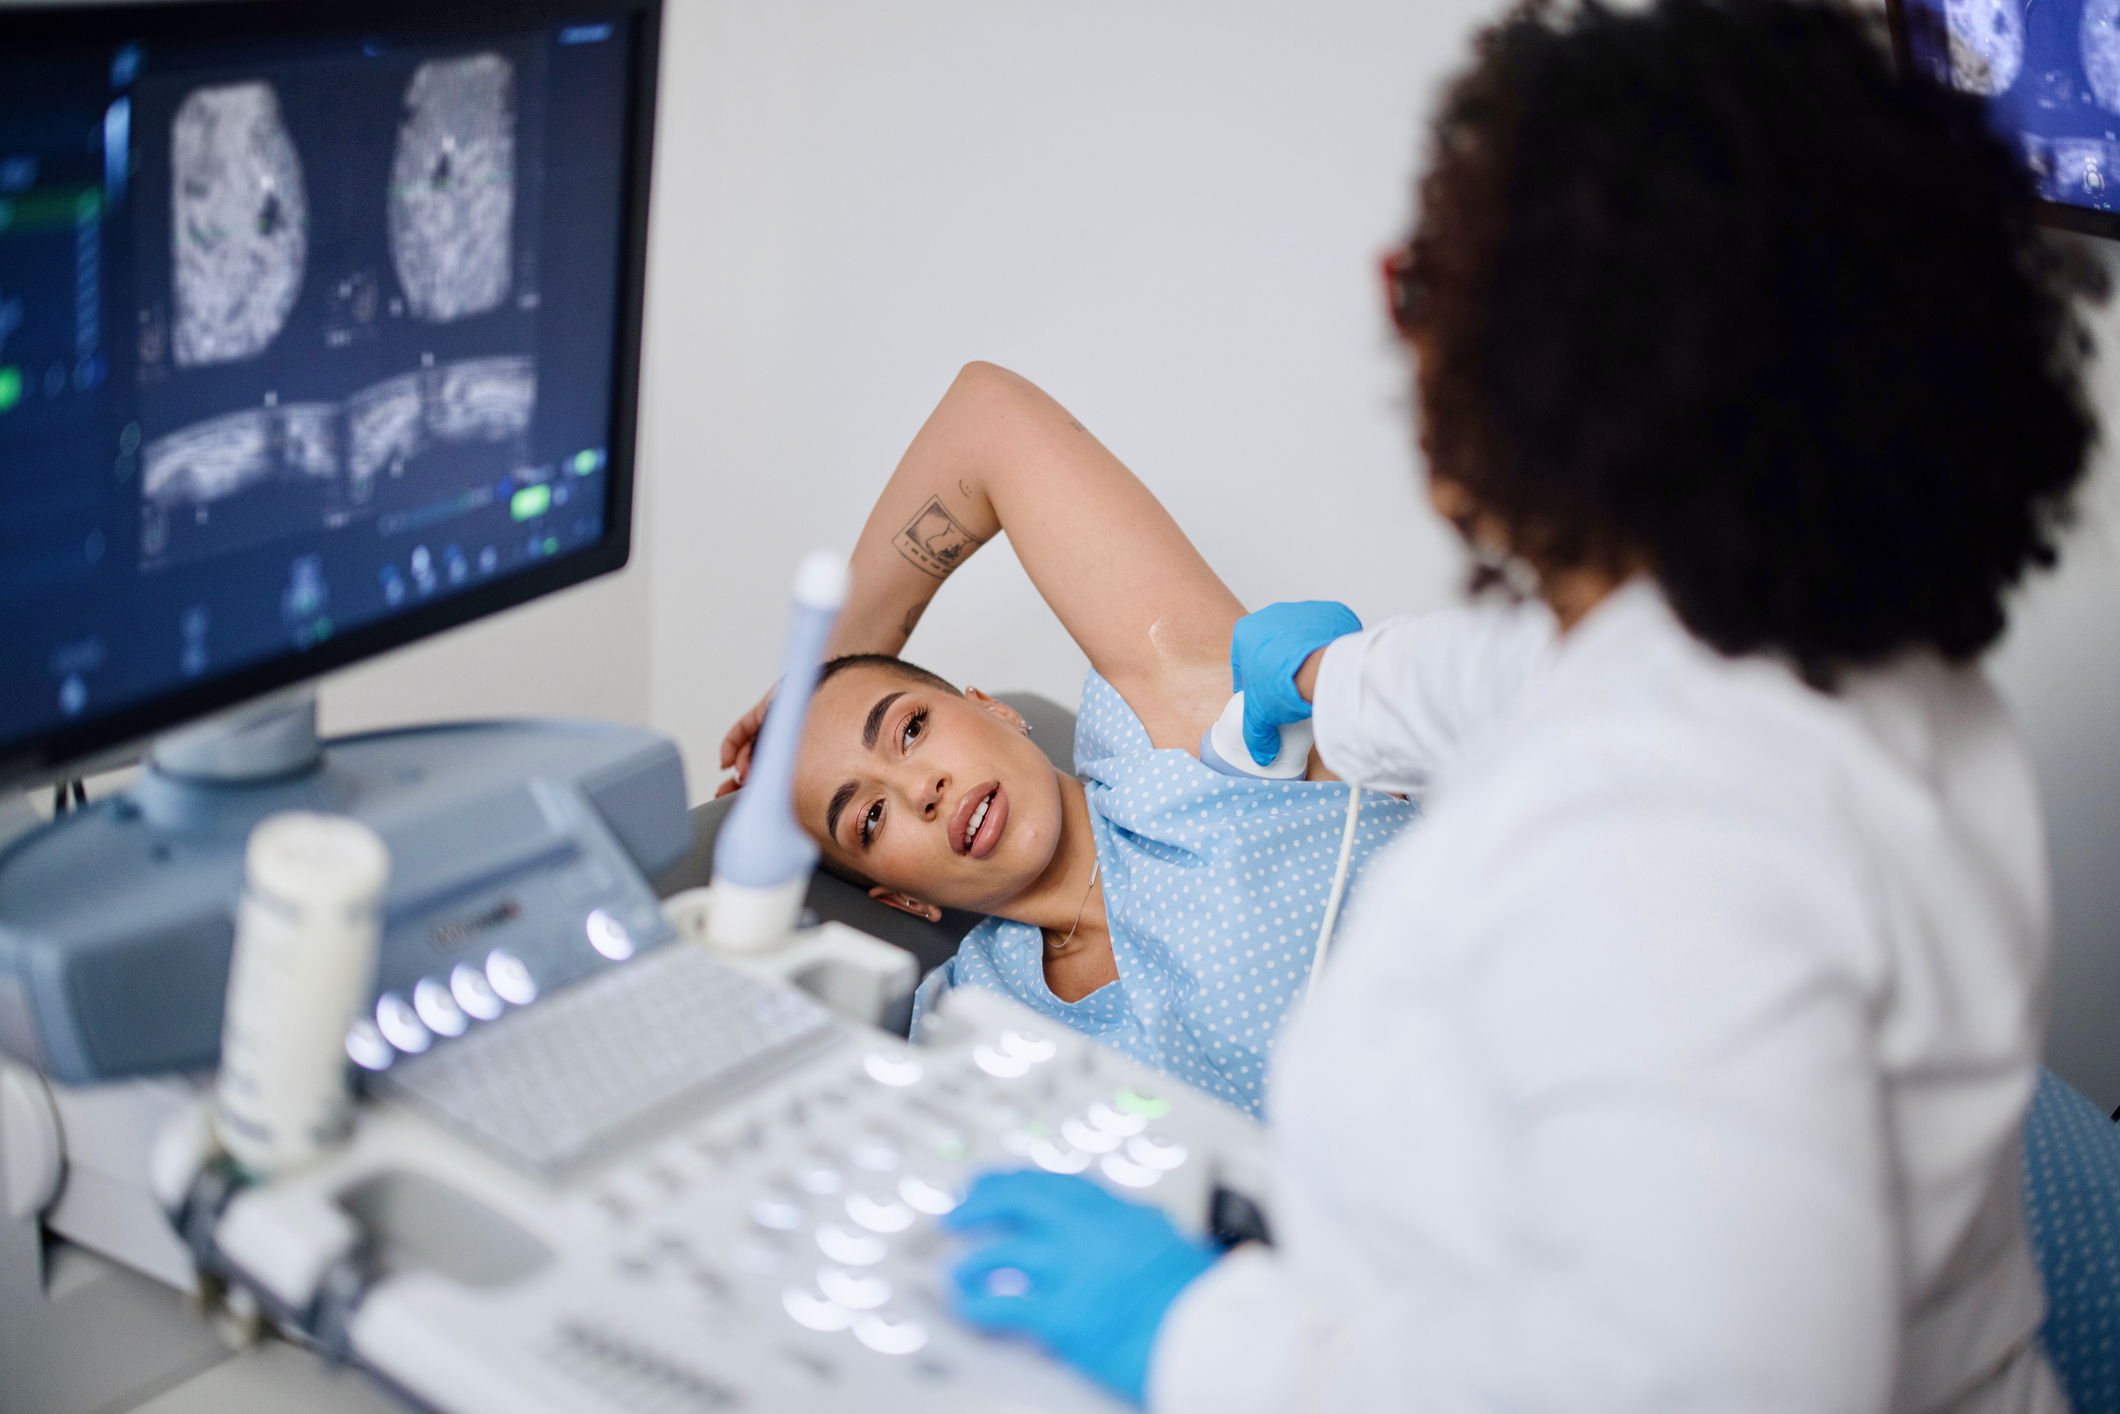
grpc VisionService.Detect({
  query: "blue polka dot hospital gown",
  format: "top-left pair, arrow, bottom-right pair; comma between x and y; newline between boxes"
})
911,671 -> 1419,1117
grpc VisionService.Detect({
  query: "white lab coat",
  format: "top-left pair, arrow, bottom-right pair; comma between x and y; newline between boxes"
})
1152,580 -> 2062,1414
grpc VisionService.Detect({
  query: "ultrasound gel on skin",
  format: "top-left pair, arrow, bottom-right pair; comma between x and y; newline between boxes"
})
213,813 -> 390,1179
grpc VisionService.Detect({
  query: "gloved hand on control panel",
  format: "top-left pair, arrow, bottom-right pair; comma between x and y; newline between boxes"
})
945,1170 -> 1221,1406
1230,600 -> 1361,766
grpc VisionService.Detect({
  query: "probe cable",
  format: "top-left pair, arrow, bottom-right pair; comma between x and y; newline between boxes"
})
1307,782 -> 1365,1003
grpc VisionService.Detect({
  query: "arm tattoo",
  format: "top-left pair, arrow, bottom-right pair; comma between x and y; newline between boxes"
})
1067,418 -> 1087,433
902,600 -> 929,637
893,495 -> 984,580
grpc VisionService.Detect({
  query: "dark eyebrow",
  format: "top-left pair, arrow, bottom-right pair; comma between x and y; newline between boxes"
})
826,781 -> 859,842
863,691 -> 905,752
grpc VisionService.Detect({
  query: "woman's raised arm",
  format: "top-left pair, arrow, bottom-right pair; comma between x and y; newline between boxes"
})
721,363 -> 1244,789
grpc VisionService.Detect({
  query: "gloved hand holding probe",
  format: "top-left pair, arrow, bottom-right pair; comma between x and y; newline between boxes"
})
1229,600 -> 1361,765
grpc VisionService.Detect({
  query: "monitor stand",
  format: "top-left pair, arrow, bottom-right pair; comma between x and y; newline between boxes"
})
147,685 -> 326,787
0,692 -> 696,1086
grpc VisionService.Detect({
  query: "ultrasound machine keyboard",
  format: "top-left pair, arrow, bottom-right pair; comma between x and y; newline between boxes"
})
372,944 -> 840,1176
208,937 -> 1269,1414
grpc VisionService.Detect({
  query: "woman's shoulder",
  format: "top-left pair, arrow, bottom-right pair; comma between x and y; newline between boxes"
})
1072,669 -> 1156,764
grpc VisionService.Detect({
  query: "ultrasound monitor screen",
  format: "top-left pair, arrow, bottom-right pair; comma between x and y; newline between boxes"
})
0,2 -> 654,780
1899,0 -> 2120,228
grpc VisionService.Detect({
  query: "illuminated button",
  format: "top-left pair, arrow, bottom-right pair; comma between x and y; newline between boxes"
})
864,1051 -> 923,1087
375,993 -> 431,1054
413,977 -> 468,1037
1029,1139 -> 1092,1175
1127,1133 -> 1189,1171
586,908 -> 634,961
817,1266 -> 891,1310
997,1028 -> 1057,1063
899,1174 -> 964,1216
848,1133 -> 900,1172
783,1288 -> 855,1332
845,1190 -> 915,1233
853,1311 -> 929,1356
815,1224 -> 887,1266
485,949 -> 537,1006
1100,1152 -> 1161,1189
1060,1117 -> 1120,1154
973,1044 -> 1030,1079
749,1192 -> 805,1231
1086,1100 -> 1146,1137
450,962 -> 503,1021
1114,1087 -> 1170,1120
984,1267 -> 1032,1298
794,1161 -> 844,1197
345,1018 -> 393,1071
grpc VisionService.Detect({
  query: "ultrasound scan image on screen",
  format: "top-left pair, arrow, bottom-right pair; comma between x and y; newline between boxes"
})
1901,0 -> 2120,218
0,12 -> 639,771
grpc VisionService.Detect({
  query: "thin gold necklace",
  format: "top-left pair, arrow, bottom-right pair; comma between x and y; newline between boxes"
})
1048,857 -> 1102,953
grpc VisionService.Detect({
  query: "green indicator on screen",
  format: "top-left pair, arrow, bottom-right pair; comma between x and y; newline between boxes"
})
1115,1088 -> 1171,1119
542,536 -> 559,555
570,448 -> 604,476
0,367 -> 19,413
510,484 -> 552,520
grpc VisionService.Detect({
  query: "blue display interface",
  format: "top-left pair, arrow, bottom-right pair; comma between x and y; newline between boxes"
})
0,17 -> 633,756
1903,0 -> 2120,215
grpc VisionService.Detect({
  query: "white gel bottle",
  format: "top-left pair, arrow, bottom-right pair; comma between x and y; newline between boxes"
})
213,812 -> 390,1180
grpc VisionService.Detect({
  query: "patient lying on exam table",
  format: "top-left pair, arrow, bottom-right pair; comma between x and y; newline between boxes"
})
717,363 -> 1418,1115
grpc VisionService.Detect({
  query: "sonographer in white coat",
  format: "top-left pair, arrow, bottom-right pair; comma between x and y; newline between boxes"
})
939,4 -> 2097,1411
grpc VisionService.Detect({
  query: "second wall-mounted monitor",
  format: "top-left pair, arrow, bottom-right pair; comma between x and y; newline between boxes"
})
1893,0 -> 2120,239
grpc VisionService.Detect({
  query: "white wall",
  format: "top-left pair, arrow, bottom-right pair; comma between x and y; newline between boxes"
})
322,0 -> 2120,1106
640,0 -> 1477,785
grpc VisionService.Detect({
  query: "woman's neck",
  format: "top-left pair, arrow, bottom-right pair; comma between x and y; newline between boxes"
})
998,772 -> 1105,935
994,771 -> 1117,1002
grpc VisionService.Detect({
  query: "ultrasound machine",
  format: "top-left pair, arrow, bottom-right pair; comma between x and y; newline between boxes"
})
0,4 -> 1267,1411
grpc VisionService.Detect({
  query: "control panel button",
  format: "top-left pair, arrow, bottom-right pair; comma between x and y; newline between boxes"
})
1114,1087 -> 1170,1120
848,1132 -> 901,1172
586,907 -> 634,961
863,1050 -> 923,1087
793,1160 -> 845,1196
1029,1139 -> 1091,1175
815,1224 -> 887,1266
817,1266 -> 891,1310
783,1288 -> 855,1332
345,1018 -> 394,1071
749,1192 -> 805,1232
997,1028 -> 1057,1063
973,1043 -> 1030,1079
853,1311 -> 930,1356
485,948 -> 537,1006
898,1174 -> 964,1216
1086,1100 -> 1146,1137
375,993 -> 431,1054
1127,1133 -> 1189,1170
845,1190 -> 915,1234
450,962 -> 503,1021
413,976 -> 468,1037
1100,1152 -> 1162,1189
1059,1116 -> 1120,1154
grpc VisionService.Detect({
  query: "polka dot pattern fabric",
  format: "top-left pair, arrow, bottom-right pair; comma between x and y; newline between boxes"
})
915,671 -> 1419,1117
2023,1066 -> 2120,1413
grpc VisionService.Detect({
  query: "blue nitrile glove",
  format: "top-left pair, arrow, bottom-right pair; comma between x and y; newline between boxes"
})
1230,600 -> 1361,765
945,1170 -> 1220,1405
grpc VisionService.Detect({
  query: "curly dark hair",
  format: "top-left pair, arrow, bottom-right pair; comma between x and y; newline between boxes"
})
1398,0 -> 2103,677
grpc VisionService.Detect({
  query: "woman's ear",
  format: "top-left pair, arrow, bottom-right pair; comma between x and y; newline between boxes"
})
868,886 -> 943,924
962,686 -> 1029,735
